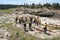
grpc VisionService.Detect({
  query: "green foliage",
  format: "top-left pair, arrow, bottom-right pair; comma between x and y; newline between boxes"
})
0,4 -> 17,9
0,9 -> 13,13
36,3 -> 43,8
52,3 -> 60,9
0,3 -> 60,10
31,3 -> 35,8
0,23 -> 60,40
42,37 -> 60,40
0,23 -> 13,28
1,23 -> 40,40
44,3 -> 51,8
51,37 -> 60,40
8,26 -> 41,40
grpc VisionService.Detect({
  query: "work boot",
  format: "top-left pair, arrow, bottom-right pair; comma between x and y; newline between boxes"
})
30,29 -> 34,31
24,30 -> 28,32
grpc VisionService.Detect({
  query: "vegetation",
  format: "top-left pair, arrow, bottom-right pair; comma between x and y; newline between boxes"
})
0,2 -> 60,40
0,23 -> 60,40
0,8 -> 13,13
0,4 -> 18,9
0,3 -> 60,10
0,23 -> 41,40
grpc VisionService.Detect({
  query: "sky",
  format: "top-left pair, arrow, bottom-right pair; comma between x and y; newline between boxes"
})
0,0 -> 60,5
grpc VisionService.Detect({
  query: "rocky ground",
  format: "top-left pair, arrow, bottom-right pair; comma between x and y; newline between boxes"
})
16,14 -> 60,39
0,11 -> 60,40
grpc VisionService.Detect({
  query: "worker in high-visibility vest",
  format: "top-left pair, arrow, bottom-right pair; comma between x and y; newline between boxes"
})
44,23 -> 47,33
37,17 -> 41,26
34,16 -> 41,26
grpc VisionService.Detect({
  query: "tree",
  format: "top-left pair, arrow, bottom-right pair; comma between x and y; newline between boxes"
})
31,3 -> 35,8
25,3 -> 29,8
52,3 -> 60,9
43,3 -> 51,8
36,3 -> 42,8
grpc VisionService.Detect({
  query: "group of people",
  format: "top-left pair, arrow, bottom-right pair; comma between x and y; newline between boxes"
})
15,16 -> 47,33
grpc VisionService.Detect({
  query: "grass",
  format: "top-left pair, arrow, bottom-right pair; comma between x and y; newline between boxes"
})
0,23 -> 60,40
6,24 -> 41,40
0,23 -> 41,40
51,26 -> 60,30
41,24 -> 60,30
0,8 -> 13,13
42,37 -> 60,40
48,25 -> 60,30
51,37 -> 60,40
0,23 -> 13,28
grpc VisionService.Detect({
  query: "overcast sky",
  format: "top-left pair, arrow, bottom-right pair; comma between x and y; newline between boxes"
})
0,0 -> 60,5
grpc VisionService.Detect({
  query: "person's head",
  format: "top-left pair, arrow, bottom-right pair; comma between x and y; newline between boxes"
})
45,22 -> 47,27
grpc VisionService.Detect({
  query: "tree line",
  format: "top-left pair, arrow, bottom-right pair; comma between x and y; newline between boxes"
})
0,4 -> 20,9
0,3 -> 60,10
24,3 -> 60,10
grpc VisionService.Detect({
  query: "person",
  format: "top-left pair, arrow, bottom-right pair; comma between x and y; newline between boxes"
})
33,17 -> 39,26
29,17 -> 34,31
15,16 -> 18,24
44,23 -> 47,33
44,23 -> 51,35
23,17 -> 28,32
